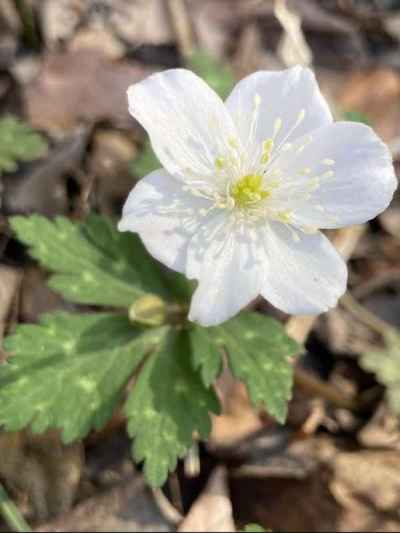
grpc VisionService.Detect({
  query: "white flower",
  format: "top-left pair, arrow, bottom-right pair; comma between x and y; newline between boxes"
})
119,67 -> 397,327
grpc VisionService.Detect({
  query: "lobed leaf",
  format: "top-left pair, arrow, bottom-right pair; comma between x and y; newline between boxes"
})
211,312 -> 301,423
10,214 -> 189,308
189,324 -> 223,387
125,327 -> 220,487
0,115 -> 47,175
0,312 -> 165,442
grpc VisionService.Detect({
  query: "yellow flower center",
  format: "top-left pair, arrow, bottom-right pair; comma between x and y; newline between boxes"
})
231,174 -> 270,208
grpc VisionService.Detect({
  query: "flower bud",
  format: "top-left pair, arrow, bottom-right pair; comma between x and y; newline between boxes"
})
129,294 -> 167,327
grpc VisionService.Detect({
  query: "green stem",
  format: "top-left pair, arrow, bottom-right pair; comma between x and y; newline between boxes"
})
0,484 -> 31,533
12,0 -> 40,50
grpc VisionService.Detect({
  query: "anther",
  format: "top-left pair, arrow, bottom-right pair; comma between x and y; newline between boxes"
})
273,118 -> 283,137
254,93 -> 261,107
215,157 -> 225,170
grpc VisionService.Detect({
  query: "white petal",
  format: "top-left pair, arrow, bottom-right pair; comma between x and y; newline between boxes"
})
118,169 -> 211,273
225,66 -> 332,152
261,223 -> 347,315
274,122 -> 397,229
128,69 -> 237,182
187,217 -> 266,326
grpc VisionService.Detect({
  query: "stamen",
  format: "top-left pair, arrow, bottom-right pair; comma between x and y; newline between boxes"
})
281,143 -> 293,152
278,211 -> 293,223
215,156 -> 225,170
289,226 -> 301,243
261,139 -> 274,165
295,135 -> 313,155
322,159 -> 335,166
231,174 -> 270,208
228,136 -> 239,149
320,170 -> 334,180
254,93 -> 262,108
299,167 -> 312,175
273,118 -> 283,137
296,109 -> 306,124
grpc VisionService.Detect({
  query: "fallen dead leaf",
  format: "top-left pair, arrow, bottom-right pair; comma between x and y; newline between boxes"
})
24,50 -> 153,132
338,68 -> 400,142
178,467 -> 235,533
2,128 -> 90,216
88,128 -> 137,215
358,402 -> 400,450
40,0 -> 84,48
210,368 -> 263,448
0,430 -> 83,522
36,475 -> 172,532
68,27 -> 126,60
380,206 -> 400,238
331,449 -> 400,531
0,264 -> 21,342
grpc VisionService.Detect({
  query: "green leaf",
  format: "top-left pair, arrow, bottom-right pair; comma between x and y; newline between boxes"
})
361,331 -> 400,414
10,214 -> 186,308
187,49 -> 235,99
342,110 -> 372,125
130,139 -> 160,179
0,115 -> 47,175
243,524 -> 267,533
211,312 -> 301,423
0,312 -> 165,442
125,327 -> 220,487
189,324 -> 223,387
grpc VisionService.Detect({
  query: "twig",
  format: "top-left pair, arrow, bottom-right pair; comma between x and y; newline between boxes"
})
73,170 -> 96,220
295,366 -> 361,411
274,0 -> 312,67
353,269 -> 400,300
12,0 -> 40,50
166,0 -> 195,59
0,484 -> 31,533
152,488 -> 183,526
340,291 -> 396,338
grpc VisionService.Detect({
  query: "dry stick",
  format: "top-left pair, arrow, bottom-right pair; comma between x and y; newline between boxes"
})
286,225 -> 366,411
340,291 -> 396,338
152,488 -> 183,526
166,0 -> 195,59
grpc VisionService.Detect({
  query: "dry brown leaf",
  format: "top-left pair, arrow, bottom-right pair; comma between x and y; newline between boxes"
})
0,430 -> 83,522
178,467 -> 235,533
338,68 -> 400,142
88,129 -> 137,215
0,265 -> 21,342
36,475 -> 171,532
331,449 -> 400,531
24,50 -> 152,132
69,27 -> 126,60
210,368 -> 263,448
